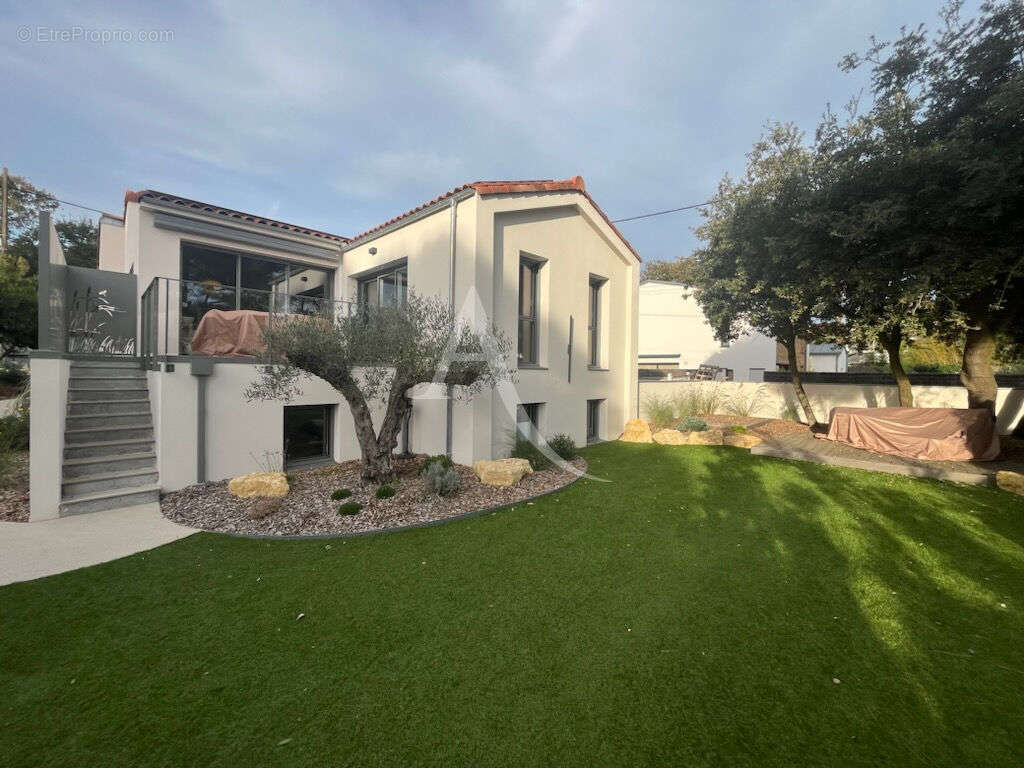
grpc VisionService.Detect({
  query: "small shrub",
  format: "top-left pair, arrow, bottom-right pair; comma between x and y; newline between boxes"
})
511,436 -> 552,471
547,433 -> 577,460
678,416 -> 708,432
330,488 -> 351,500
421,454 -> 454,475
0,362 -> 27,389
338,501 -> 362,516
727,425 -> 749,434
375,484 -> 395,499
643,394 -> 676,430
423,462 -> 461,496
672,382 -> 729,418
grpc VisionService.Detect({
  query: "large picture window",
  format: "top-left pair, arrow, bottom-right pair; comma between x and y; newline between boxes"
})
518,257 -> 540,365
179,243 -> 333,353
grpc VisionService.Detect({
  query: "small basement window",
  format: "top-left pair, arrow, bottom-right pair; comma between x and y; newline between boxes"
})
284,405 -> 332,466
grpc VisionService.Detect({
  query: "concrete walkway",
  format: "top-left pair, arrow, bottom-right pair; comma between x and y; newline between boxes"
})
0,503 -> 196,587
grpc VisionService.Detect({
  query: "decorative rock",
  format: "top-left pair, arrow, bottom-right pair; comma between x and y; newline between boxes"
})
619,418 -> 654,443
653,428 -> 688,445
249,497 -> 283,519
473,458 -> 534,487
996,471 -> 1024,496
687,429 -> 724,446
228,471 -> 289,498
723,432 -> 763,449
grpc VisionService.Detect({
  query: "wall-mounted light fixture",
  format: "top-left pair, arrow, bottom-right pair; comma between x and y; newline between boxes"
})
369,247 -> 377,255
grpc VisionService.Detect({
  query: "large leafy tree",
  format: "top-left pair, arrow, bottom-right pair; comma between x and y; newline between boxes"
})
642,256 -> 699,286
840,0 -> 1024,413
692,123 -> 835,426
246,293 -> 513,482
0,253 -> 37,358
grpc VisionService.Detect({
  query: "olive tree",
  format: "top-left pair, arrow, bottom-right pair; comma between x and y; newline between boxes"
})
245,293 -> 513,482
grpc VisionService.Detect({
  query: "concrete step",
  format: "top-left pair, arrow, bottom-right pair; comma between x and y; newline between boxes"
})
68,387 -> 149,401
64,438 -> 155,460
62,452 -> 157,478
65,425 -> 154,445
70,360 -> 145,373
62,468 -> 159,498
59,485 -> 161,517
67,399 -> 152,415
65,412 -> 152,429
67,376 -> 148,390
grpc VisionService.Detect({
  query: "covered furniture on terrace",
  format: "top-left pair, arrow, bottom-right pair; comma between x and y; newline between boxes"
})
818,406 -> 1000,462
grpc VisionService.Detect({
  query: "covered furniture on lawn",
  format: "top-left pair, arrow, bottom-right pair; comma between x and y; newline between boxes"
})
819,406 -> 1000,461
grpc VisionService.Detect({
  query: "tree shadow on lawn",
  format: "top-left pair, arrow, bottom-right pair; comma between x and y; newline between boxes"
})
611,441 -> 1024,766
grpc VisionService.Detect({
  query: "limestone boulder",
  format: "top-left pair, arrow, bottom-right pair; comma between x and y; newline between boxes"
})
619,418 -> 653,443
996,471 -> 1024,496
653,428 -> 688,445
687,429 -> 724,446
473,458 -> 534,487
723,432 -> 764,449
228,471 -> 289,498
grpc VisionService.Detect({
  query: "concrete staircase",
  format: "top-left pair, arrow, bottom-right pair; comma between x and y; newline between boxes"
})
60,360 -> 160,516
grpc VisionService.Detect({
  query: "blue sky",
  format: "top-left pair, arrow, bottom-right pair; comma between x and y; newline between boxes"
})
1,0 -> 976,262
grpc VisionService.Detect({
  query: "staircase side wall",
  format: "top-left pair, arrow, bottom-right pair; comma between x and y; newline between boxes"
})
28,356 -> 70,521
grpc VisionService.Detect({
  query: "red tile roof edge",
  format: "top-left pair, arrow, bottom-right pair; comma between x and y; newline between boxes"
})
347,176 -> 640,261
126,189 -> 350,244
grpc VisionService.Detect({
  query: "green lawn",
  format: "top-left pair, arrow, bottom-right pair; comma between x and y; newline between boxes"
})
2,443 -> 1023,767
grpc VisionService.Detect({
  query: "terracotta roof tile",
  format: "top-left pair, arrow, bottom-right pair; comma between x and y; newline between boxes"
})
129,190 -> 349,244
347,176 -> 640,261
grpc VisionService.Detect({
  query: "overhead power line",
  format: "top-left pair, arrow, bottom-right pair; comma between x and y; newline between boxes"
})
612,198 -> 718,224
53,198 -> 109,216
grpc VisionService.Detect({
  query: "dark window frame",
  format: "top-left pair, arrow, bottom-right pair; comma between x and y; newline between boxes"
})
356,262 -> 408,308
518,256 -> 542,366
588,275 -> 606,368
283,404 -> 334,467
586,398 -> 602,443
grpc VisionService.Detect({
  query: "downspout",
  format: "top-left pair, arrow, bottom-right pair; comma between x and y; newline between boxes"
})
445,197 -> 457,457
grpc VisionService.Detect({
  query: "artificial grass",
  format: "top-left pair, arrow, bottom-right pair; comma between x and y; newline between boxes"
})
2,442 -> 1023,767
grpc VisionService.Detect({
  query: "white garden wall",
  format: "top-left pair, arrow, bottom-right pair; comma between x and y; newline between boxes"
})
638,380 -> 1024,435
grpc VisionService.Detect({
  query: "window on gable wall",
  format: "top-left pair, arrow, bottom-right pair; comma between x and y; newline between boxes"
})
518,257 -> 540,365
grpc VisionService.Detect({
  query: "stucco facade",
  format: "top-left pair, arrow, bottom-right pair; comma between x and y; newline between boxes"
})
88,179 -> 638,493
638,280 -> 777,381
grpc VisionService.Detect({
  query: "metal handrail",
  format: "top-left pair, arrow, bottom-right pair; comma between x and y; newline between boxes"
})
140,276 -> 355,359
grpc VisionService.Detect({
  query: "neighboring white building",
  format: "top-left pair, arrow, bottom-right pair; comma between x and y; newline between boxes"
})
30,177 -> 640,519
638,280 -> 777,382
806,343 -> 849,373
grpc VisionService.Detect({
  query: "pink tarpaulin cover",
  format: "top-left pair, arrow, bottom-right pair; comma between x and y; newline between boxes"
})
190,309 -> 270,357
820,407 -> 1000,461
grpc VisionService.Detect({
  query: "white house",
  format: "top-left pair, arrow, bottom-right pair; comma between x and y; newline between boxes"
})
30,177 -> 640,519
638,280 -> 777,382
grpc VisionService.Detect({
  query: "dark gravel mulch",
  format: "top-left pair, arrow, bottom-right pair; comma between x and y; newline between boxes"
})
161,454 -> 587,537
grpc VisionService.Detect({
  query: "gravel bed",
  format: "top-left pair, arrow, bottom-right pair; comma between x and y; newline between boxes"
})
0,451 -> 30,523
161,455 -> 587,537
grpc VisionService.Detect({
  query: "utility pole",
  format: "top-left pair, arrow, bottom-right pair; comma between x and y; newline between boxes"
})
1,166 -> 8,254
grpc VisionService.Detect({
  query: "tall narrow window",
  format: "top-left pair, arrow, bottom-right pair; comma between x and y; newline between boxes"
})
518,258 -> 540,365
586,399 -> 602,443
588,277 -> 603,367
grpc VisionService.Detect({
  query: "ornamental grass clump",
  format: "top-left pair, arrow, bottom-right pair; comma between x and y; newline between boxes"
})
375,485 -> 396,499
330,488 -> 352,500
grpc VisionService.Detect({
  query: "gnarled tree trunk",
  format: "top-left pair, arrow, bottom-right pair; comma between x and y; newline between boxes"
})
784,335 -> 819,427
961,316 -> 998,415
334,373 -> 412,483
879,328 -> 913,408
